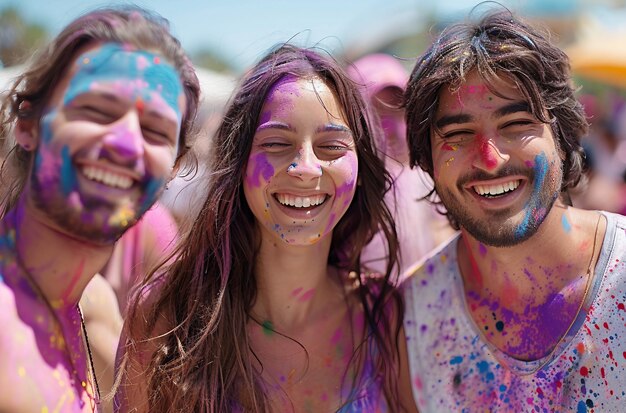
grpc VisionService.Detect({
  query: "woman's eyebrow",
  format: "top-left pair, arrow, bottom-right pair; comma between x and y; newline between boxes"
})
256,121 -> 293,133
316,123 -> 351,133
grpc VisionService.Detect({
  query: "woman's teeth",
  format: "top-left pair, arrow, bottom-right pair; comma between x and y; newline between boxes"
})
275,193 -> 327,208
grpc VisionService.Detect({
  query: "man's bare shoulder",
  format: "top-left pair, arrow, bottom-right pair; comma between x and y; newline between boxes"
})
0,280 -> 96,412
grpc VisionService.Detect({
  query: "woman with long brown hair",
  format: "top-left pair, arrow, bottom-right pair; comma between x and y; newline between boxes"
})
116,44 -> 416,412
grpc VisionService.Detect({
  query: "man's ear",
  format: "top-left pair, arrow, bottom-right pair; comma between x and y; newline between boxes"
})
14,117 -> 38,151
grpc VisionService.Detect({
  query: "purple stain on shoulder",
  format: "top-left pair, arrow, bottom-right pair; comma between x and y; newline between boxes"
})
246,153 -> 274,187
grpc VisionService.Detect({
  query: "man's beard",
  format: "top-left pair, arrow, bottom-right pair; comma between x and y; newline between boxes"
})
437,154 -> 562,247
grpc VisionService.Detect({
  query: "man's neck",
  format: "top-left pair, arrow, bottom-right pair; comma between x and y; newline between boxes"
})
456,204 -> 606,360
458,203 -> 600,299
5,198 -> 113,308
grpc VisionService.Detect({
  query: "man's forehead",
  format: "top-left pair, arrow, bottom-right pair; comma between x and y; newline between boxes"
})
445,72 -> 522,100
66,43 -> 181,101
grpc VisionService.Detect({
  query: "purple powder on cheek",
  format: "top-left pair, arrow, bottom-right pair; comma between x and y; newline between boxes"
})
246,153 -> 274,187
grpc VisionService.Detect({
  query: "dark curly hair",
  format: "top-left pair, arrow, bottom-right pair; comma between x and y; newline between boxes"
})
404,7 -> 589,228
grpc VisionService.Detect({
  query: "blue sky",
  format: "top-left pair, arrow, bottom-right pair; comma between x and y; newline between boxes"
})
1,0 -> 585,72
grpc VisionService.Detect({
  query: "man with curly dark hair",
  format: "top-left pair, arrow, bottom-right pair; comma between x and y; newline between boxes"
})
402,7 -> 626,412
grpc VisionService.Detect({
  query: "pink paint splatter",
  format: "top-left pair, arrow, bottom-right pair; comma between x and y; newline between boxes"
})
298,288 -> 315,302
330,328 -> 342,345
61,258 -> 85,303
478,136 -> 497,169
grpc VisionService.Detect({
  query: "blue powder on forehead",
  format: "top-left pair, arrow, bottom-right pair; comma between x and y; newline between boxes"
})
63,42 -> 183,116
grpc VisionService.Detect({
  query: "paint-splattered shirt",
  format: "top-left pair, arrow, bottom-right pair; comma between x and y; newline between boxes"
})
403,211 -> 626,412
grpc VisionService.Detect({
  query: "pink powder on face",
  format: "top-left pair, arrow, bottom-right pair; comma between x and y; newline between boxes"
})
135,54 -> 149,71
298,288 -> 315,302
442,143 -> 458,151
135,97 -> 145,115
478,136 -> 498,169
330,328 -> 342,345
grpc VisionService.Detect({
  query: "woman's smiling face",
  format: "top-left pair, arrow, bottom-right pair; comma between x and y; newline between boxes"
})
243,75 -> 358,246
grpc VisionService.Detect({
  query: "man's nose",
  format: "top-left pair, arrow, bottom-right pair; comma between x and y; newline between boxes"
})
472,135 -> 510,171
102,110 -> 145,166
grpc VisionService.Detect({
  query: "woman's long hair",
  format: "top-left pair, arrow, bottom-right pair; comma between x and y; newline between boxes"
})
123,44 -> 403,412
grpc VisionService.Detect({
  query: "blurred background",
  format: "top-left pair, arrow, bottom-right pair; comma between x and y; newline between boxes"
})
2,0 -> 626,213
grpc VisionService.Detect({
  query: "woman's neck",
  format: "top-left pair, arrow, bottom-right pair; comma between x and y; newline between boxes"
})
252,232 -> 344,331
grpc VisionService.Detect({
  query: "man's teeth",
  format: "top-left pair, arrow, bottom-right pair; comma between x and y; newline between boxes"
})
82,166 -> 133,189
474,180 -> 520,197
275,193 -> 327,208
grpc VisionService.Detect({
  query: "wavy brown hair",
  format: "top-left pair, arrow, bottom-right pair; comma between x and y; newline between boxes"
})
404,7 -> 589,229
0,6 -> 200,214
121,44 -> 404,412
